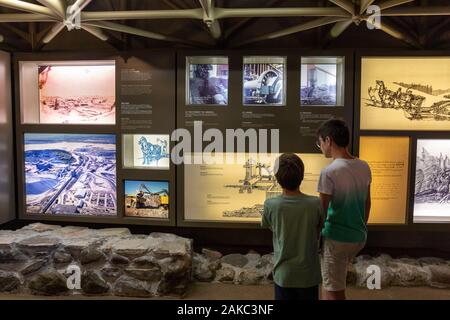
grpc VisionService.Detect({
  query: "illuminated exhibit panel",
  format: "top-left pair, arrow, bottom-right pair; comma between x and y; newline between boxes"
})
122,134 -> 170,170
124,180 -> 169,219
19,60 -> 116,124
300,57 -> 344,106
360,57 -> 450,131
414,139 -> 450,223
184,153 -> 331,222
359,136 -> 409,224
243,56 -> 286,106
186,56 -> 228,105
24,133 -> 117,216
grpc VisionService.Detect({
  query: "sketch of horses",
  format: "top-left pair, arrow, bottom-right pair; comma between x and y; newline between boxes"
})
138,136 -> 167,165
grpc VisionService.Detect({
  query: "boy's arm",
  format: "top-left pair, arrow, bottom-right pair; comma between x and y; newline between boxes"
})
365,184 -> 371,224
317,169 -> 333,216
317,196 -> 328,239
319,193 -> 331,221
261,202 -> 271,230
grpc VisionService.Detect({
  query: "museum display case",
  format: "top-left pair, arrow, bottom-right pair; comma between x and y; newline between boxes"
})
355,51 -> 450,228
13,50 -> 450,229
14,51 -> 177,226
300,57 -> 344,107
176,50 -> 354,227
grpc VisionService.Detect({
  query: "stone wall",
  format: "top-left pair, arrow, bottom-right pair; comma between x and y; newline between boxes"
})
1,222 -> 450,298
193,249 -> 450,289
0,223 -> 193,297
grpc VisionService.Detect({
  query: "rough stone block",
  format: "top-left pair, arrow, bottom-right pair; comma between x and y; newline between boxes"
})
20,259 -> 47,275
0,270 -> 21,292
428,265 -> 450,288
113,276 -> 152,297
28,269 -> 69,295
221,254 -> 248,268
81,270 -> 109,295
17,236 -> 60,252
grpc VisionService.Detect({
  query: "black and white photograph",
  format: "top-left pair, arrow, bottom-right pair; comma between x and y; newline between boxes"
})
301,63 -> 337,105
243,56 -> 285,106
187,57 -> 228,105
414,139 -> 450,222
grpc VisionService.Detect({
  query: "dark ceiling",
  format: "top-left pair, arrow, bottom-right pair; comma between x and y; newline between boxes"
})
0,0 -> 449,52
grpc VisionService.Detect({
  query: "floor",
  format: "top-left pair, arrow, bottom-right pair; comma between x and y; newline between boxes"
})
1,283 -> 450,300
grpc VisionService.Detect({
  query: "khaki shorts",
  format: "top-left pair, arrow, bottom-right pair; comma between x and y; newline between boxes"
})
322,239 -> 365,292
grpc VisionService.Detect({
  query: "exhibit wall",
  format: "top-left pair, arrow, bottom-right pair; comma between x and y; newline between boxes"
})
0,50 -> 15,225
6,48 -> 450,251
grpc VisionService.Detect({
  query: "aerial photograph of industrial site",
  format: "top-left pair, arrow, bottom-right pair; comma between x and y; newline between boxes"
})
38,64 -> 116,124
24,133 -> 117,216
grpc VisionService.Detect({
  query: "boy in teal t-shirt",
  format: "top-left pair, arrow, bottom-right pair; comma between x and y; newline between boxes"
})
316,119 -> 372,300
262,153 -> 324,300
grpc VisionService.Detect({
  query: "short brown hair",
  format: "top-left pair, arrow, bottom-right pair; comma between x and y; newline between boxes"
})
275,153 -> 304,191
316,118 -> 350,148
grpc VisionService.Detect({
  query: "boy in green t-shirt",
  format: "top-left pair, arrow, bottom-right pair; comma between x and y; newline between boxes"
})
262,153 -> 324,300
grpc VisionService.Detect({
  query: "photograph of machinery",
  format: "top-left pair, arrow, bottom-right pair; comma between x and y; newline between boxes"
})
184,153 -> 330,222
38,64 -> 116,124
301,63 -> 337,105
133,134 -> 170,169
243,56 -> 285,105
124,180 -> 169,218
24,133 -> 117,216
360,57 -> 450,131
414,139 -> 450,222
187,56 -> 228,105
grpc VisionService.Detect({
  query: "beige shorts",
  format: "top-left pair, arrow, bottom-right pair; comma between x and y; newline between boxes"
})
322,239 -> 365,292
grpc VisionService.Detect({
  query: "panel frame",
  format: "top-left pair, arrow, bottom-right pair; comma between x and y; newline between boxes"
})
13,50 -> 177,226
354,50 -> 450,230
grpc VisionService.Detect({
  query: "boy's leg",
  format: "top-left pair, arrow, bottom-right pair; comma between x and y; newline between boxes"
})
296,285 -> 319,300
275,283 -> 319,300
321,239 -> 364,300
274,283 -> 289,300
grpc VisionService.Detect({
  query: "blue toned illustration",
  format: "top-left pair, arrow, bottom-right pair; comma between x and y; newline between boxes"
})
24,133 -> 117,216
133,135 -> 170,169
